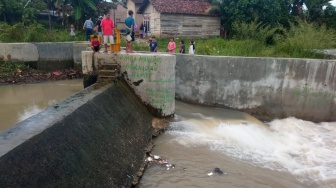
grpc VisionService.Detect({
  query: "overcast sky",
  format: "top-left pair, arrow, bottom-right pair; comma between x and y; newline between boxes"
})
331,0 -> 336,6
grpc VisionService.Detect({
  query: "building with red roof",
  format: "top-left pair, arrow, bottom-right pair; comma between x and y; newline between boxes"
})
113,0 -> 220,38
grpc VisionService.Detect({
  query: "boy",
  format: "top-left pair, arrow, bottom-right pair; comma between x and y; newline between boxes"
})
125,10 -> 135,53
149,36 -> 158,52
179,40 -> 185,53
91,35 -> 101,52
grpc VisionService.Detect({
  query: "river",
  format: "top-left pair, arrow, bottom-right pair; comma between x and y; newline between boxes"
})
0,79 -> 83,132
140,100 -> 336,188
1,80 -> 335,188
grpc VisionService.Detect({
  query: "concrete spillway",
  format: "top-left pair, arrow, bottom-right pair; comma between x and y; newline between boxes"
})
0,42 -> 336,187
0,81 -> 153,187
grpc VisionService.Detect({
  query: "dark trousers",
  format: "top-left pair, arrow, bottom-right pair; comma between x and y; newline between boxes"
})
85,28 -> 93,41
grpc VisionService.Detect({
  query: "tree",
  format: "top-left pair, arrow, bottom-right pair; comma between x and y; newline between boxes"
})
304,0 -> 331,22
207,0 -> 292,34
53,0 -> 118,28
207,0 -> 335,34
22,0 -> 47,25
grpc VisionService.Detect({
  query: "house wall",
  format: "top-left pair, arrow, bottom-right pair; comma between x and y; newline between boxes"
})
143,3 -> 161,37
160,14 -> 220,38
115,1 -> 146,32
142,3 -> 220,38
111,4 -> 127,29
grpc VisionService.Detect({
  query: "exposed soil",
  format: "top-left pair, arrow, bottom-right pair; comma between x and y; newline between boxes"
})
0,68 -> 82,85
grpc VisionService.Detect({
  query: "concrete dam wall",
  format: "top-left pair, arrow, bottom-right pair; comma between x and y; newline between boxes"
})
0,82 -> 154,187
175,54 -> 336,122
0,42 -> 88,71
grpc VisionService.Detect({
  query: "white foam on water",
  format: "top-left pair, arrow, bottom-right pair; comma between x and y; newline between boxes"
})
167,116 -> 336,183
17,104 -> 45,122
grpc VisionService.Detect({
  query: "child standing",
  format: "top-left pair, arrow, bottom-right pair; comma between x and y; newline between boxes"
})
179,40 -> 185,54
167,37 -> 176,54
91,35 -> 101,52
69,24 -> 76,38
149,36 -> 158,52
189,40 -> 195,54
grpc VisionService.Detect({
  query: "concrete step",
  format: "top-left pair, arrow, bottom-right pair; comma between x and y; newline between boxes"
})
99,70 -> 117,73
98,64 -> 119,70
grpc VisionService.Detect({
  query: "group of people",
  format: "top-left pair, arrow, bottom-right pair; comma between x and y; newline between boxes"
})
77,10 -> 196,54
83,10 -> 136,53
81,13 -> 115,53
149,36 -> 195,54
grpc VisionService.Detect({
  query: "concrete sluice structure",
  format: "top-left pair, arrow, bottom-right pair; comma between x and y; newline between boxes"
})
0,82 -> 154,187
0,42 -> 336,186
0,49 -> 176,187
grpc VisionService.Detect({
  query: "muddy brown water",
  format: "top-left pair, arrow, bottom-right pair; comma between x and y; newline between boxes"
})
1,81 -> 335,188
0,79 -> 83,132
140,101 -> 336,188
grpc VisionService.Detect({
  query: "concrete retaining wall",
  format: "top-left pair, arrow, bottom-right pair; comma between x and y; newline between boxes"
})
34,42 -> 74,71
175,55 -> 336,122
0,82 -> 153,187
82,51 -> 176,117
0,43 -> 39,62
0,42 -> 90,71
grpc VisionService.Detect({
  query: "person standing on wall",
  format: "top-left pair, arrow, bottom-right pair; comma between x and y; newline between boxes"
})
167,37 -> 176,54
189,40 -> 195,54
149,36 -> 158,52
101,12 -> 114,53
83,16 -> 94,41
179,40 -> 185,53
125,10 -> 135,53
95,16 -> 103,38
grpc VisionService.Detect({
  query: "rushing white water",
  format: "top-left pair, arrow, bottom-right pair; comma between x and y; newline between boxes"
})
17,100 -> 59,122
167,116 -> 336,184
17,104 -> 45,122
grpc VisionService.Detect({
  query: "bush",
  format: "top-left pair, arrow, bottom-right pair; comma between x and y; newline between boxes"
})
0,22 -> 86,42
274,20 -> 336,58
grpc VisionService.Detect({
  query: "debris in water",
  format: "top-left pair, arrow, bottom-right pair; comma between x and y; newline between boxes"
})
207,172 -> 213,176
207,167 -> 226,176
180,168 -> 187,173
146,153 -> 175,171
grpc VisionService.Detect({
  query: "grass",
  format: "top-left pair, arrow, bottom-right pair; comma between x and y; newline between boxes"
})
0,22 -> 86,42
1,20 -> 336,59
130,20 -> 336,59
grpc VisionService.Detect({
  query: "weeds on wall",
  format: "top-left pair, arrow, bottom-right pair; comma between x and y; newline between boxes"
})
0,61 -> 28,78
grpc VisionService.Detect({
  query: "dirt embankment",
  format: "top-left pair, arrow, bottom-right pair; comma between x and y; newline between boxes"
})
0,68 -> 82,85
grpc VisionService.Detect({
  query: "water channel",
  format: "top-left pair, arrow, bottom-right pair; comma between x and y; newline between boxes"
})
0,80 -> 335,188
140,101 -> 336,188
0,79 -> 83,131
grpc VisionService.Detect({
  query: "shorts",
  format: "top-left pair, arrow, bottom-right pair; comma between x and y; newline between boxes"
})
131,32 -> 135,41
103,35 -> 114,44
93,46 -> 100,52
126,31 -> 135,41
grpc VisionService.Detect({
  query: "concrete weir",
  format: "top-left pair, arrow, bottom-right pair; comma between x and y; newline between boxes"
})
175,55 -> 336,122
0,82 -> 154,187
1,42 -> 336,186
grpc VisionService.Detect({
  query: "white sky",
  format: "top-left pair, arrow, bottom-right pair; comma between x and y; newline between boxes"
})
332,0 -> 336,6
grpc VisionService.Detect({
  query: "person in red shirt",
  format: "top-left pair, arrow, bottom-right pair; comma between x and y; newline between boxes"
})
91,35 -> 101,52
100,12 -> 114,53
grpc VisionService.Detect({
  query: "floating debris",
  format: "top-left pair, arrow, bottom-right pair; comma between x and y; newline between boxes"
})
180,168 -> 187,173
146,153 -> 175,171
207,167 -> 227,176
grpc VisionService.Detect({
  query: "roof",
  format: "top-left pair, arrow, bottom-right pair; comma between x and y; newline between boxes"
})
150,0 -> 212,15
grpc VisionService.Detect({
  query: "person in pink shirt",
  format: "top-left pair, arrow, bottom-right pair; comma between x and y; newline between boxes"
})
100,12 -> 114,53
167,37 -> 176,54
